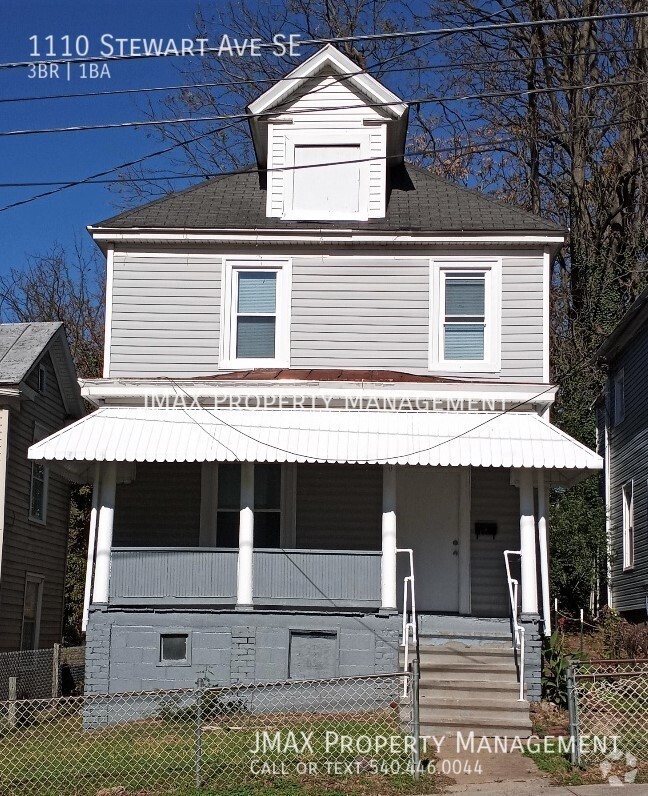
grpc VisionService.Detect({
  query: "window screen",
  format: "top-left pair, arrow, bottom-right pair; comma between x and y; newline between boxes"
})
443,273 -> 486,360
236,271 -> 277,359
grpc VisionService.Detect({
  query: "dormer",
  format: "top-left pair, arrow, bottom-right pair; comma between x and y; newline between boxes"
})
248,45 -> 408,221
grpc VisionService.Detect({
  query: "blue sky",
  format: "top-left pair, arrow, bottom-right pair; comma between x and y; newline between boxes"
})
0,1 -> 209,274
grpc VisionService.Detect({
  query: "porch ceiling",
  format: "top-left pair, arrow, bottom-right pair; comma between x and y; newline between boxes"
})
29,406 -> 602,485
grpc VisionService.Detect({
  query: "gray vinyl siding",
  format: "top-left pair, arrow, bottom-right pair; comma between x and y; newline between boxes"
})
290,258 -> 429,371
113,463 -> 202,547
501,256 -> 544,380
110,253 -> 221,377
290,253 -> 545,381
0,353 -> 71,652
295,464 -> 382,550
108,249 -> 546,382
470,467 -> 520,618
607,321 -> 648,613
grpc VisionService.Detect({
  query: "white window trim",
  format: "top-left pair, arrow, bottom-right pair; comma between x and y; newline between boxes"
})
21,572 -> 44,651
622,480 -> 634,571
282,131 -> 371,221
29,422 -> 49,525
429,258 -> 502,373
614,369 -> 625,425
219,257 -> 292,370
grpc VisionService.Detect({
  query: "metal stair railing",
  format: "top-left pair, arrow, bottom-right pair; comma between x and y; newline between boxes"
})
504,549 -> 525,701
397,547 -> 417,697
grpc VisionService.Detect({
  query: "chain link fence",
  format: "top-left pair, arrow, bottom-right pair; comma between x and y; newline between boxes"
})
569,659 -> 648,766
0,646 -> 85,701
0,671 -> 416,795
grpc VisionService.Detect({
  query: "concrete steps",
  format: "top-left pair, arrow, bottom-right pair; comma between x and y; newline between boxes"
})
404,639 -> 532,738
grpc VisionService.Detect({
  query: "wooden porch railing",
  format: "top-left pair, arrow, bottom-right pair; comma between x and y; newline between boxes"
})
109,547 -> 381,608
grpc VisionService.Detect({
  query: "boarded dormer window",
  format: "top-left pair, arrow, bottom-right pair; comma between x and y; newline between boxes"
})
281,133 -> 371,221
292,145 -> 361,216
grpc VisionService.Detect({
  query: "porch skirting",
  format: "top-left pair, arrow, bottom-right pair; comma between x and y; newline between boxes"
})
84,606 -> 401,695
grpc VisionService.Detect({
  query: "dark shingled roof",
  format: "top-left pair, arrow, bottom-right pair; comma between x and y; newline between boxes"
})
93,164 -> 565,234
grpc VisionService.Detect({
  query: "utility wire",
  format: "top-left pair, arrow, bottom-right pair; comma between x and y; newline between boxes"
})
162,372 -> 588,466
1,107 -> 644,212
2,76 -> 646,138
4,10 -> 647,70
2,45 -> 645,105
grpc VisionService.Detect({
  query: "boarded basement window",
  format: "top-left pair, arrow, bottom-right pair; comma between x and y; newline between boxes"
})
289,630 -> 337,679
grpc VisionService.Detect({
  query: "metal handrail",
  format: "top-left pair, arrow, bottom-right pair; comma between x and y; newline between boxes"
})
504,549 -> 525,701
397,548 -> 417,696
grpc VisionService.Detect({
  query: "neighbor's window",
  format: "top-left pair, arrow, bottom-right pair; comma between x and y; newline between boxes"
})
431,261 -> 501,371
215,463 -> 282,548
37,364 -> 47,393
622,480 -> 634,570
29,423 -> 49,523
614,369 -> 625,425
221,260 -> 290,367
21,574 -> 43,650
160,633 -> 189,664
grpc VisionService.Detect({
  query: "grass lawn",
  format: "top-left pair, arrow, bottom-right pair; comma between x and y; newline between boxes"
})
0,710 -> 437,796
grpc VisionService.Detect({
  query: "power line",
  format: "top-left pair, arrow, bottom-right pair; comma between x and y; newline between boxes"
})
4,11 -> 647,70
1,109 -> 643,212
2,76 -> 646,139
2,45 -> 645,106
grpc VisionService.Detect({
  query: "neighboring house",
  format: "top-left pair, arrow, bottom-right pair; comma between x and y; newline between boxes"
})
0,322 -> 83,652
30,46 -> 602,734
595,286 -> 648,621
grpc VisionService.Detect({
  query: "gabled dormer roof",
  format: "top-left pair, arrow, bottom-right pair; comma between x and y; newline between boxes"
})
0,322 -> 84,417
247,44 -> 409,167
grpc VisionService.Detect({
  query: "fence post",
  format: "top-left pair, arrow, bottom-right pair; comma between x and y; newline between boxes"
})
52,643 -> 61,698
566,664 -> 580,767
8,676 -> 17,728
195,680 -> 203,789
411,658 -> 421,779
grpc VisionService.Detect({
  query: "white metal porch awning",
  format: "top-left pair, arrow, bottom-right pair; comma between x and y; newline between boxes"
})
29,406 -> 602,484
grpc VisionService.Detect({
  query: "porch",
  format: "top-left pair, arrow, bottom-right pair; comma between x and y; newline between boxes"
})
89,459 -> 542,621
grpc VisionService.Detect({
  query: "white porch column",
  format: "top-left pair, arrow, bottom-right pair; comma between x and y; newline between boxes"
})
537,472 -> 551,635
236,462 -> 254,610
519,468 -> 538,614
82,464 -> 101,629
381,465 -> 397,613
91,461 -> 117,605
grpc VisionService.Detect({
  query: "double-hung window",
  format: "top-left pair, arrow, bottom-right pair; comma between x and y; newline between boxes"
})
21,574 -> 43,650
430,260 -> 501,371
29,423 -> 49,523
622,480 -> 634,570
221,259 -> 291,368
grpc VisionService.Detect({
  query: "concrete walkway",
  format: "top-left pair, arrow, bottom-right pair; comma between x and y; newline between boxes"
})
443,783 -> 648,794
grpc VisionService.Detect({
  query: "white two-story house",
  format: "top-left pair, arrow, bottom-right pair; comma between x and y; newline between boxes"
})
30,46 -> 602,735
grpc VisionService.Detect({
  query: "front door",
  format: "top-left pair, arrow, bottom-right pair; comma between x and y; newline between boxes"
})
396,467 -> 467,613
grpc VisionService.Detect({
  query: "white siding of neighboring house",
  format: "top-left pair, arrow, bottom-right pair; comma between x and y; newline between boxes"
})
107,249 -> 546,382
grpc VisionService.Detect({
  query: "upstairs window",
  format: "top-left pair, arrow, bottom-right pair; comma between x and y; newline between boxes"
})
29,423 -> 49,523
221,258 -> 291,368
430,260 -> 501,372
614,369 -> 625,425
622,480 -> 634,570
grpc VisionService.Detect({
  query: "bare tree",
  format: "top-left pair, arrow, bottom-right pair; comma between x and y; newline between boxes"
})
0,242 -> 105,378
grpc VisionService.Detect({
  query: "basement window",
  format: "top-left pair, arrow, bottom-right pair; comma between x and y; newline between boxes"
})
160,633 -> 190,665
